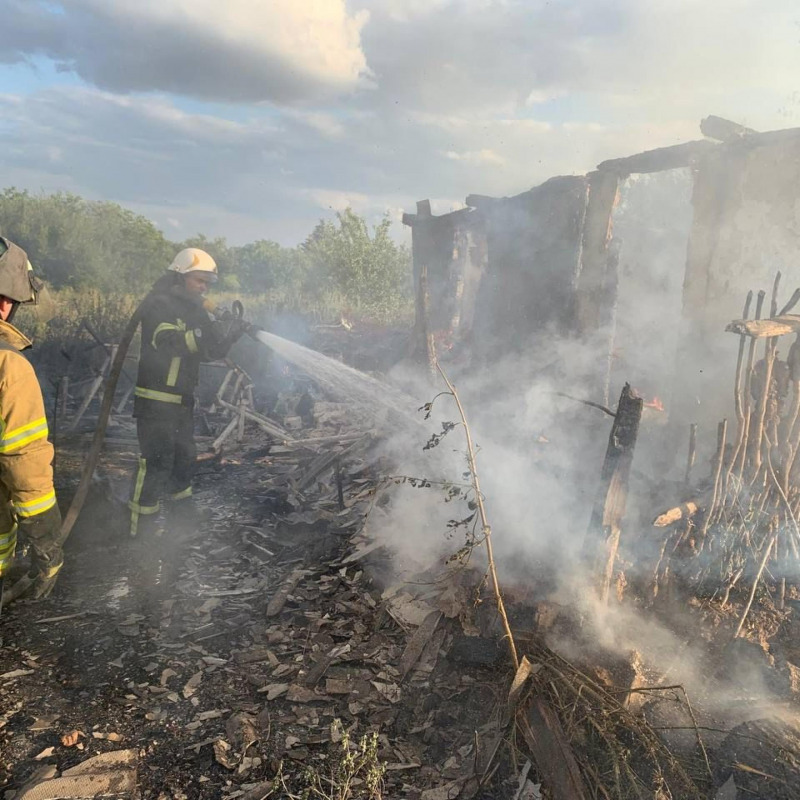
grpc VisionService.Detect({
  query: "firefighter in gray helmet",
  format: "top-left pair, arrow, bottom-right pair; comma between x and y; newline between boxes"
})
0,238 -> 64,601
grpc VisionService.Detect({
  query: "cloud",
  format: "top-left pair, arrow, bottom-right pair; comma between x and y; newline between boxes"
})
445,149 -> 506,167
1,0 -> 800,249
1,0 -> 370,104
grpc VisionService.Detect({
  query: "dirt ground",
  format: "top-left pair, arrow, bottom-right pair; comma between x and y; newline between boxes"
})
0,428 -> 517,799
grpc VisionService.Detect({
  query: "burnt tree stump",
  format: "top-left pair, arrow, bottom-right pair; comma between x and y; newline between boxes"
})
584,383 -> 643,603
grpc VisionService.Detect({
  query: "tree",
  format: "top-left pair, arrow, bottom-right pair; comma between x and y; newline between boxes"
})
235,239 -> 308,294
302,208 -> 411,313
0,188 -> 172,292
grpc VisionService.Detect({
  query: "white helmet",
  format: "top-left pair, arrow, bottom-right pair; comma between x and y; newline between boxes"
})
168,248 -> 218,282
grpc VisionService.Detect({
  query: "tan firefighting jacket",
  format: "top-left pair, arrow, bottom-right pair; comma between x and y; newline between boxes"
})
0,320 -> 56,577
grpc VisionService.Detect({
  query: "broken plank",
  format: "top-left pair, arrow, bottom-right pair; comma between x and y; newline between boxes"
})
266,569 -> 307,617
726,314 -> 800,338
398,611 -> 442,681
517,696 -> 589,800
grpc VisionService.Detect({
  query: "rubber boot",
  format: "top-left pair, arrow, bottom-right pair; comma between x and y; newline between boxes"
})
4,560 -> 62,604
130,509 -> 162,539
28,560 -> 63,600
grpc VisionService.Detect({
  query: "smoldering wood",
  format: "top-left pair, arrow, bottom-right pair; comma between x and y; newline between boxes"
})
726,314 -> 800,338
652,500 -> 701,528
584,383 -> 643,603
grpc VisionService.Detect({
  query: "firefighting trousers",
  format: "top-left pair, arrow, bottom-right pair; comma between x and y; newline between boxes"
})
129,407 -> 196,536
0,484 -> 63,579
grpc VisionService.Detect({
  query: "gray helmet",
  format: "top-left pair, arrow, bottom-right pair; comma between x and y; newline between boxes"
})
0,237 -> 41,304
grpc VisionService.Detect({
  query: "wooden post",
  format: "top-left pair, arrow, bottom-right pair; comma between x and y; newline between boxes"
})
584,383 -> 643,603
417,264 -> 437,380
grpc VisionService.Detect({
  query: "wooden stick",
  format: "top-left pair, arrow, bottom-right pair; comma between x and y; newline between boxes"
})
436,361 -> 519,670
724,292 -> 753,499
736,291 -> 765,482
699,419 -> 727,544
734,528 -> 779,638
749,324 -> 777,480
684,423 -> 698,489
771,271 -> 782,318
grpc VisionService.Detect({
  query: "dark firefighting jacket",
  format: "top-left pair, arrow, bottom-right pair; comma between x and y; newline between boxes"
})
134,281 -> 230,417
0,320 -> 58,578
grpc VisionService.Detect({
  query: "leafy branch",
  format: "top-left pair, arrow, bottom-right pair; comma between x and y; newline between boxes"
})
428,361 -> 520,671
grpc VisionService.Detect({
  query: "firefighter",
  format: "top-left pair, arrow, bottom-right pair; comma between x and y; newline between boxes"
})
0,238 -> 63,601
129,248 -> 244,538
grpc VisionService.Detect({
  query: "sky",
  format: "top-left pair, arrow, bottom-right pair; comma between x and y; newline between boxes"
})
1,0 -> 799,246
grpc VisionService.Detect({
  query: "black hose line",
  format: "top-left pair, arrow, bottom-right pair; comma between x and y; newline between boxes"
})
58,286 -> 158,544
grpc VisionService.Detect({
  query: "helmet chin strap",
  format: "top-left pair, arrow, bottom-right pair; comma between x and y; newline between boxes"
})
5,301 -> 19,325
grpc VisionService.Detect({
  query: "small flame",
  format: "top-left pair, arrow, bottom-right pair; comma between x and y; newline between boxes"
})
643,396 -> 665,412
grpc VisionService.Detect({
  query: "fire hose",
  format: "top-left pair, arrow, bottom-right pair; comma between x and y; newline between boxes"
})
1,289 -> 257,607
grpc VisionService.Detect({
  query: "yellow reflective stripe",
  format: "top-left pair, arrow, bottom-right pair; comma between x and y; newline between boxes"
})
42,561 -> 63,579
152,319 -> 186,349
14,490 -> 56,517
131,458 -> 146,506
0,531 -> 16,558
128,501 -> 160,514
0,417 -> 49,453
0,524 -> 17,546
185,330 -> 198,354
134,387 -> 182,404
166,357 -> 181,387
171,487 -> 193,500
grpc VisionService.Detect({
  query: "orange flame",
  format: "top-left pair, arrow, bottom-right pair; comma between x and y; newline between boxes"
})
643,396 -> 665,412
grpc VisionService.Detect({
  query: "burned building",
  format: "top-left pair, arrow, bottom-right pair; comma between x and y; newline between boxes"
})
404,116 -> 800,436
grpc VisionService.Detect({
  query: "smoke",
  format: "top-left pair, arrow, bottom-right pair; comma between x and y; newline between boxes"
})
358,164 -> 800,732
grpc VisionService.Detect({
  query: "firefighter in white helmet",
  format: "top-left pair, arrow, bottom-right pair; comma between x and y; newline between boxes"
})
128,248 -> 245,538
0,238 -> 63,602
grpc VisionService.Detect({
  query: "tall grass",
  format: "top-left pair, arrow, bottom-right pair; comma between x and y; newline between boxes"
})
19,285 -> 412,351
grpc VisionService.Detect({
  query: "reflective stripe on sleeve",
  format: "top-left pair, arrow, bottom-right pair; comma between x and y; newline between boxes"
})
185,330 -> 199,354
13,490 -> 56,518
152,319 -> 186,349
0,417 -> 49,453
134,387 -> 183,404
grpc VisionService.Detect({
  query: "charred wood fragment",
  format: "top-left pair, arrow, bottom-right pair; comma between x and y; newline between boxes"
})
584,383 -> 643,603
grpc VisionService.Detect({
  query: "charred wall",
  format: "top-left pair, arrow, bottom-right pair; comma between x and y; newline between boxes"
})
405,123 -> 800,444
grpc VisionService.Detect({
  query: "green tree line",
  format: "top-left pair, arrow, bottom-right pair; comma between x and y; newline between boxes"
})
0,188 -> 412,316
